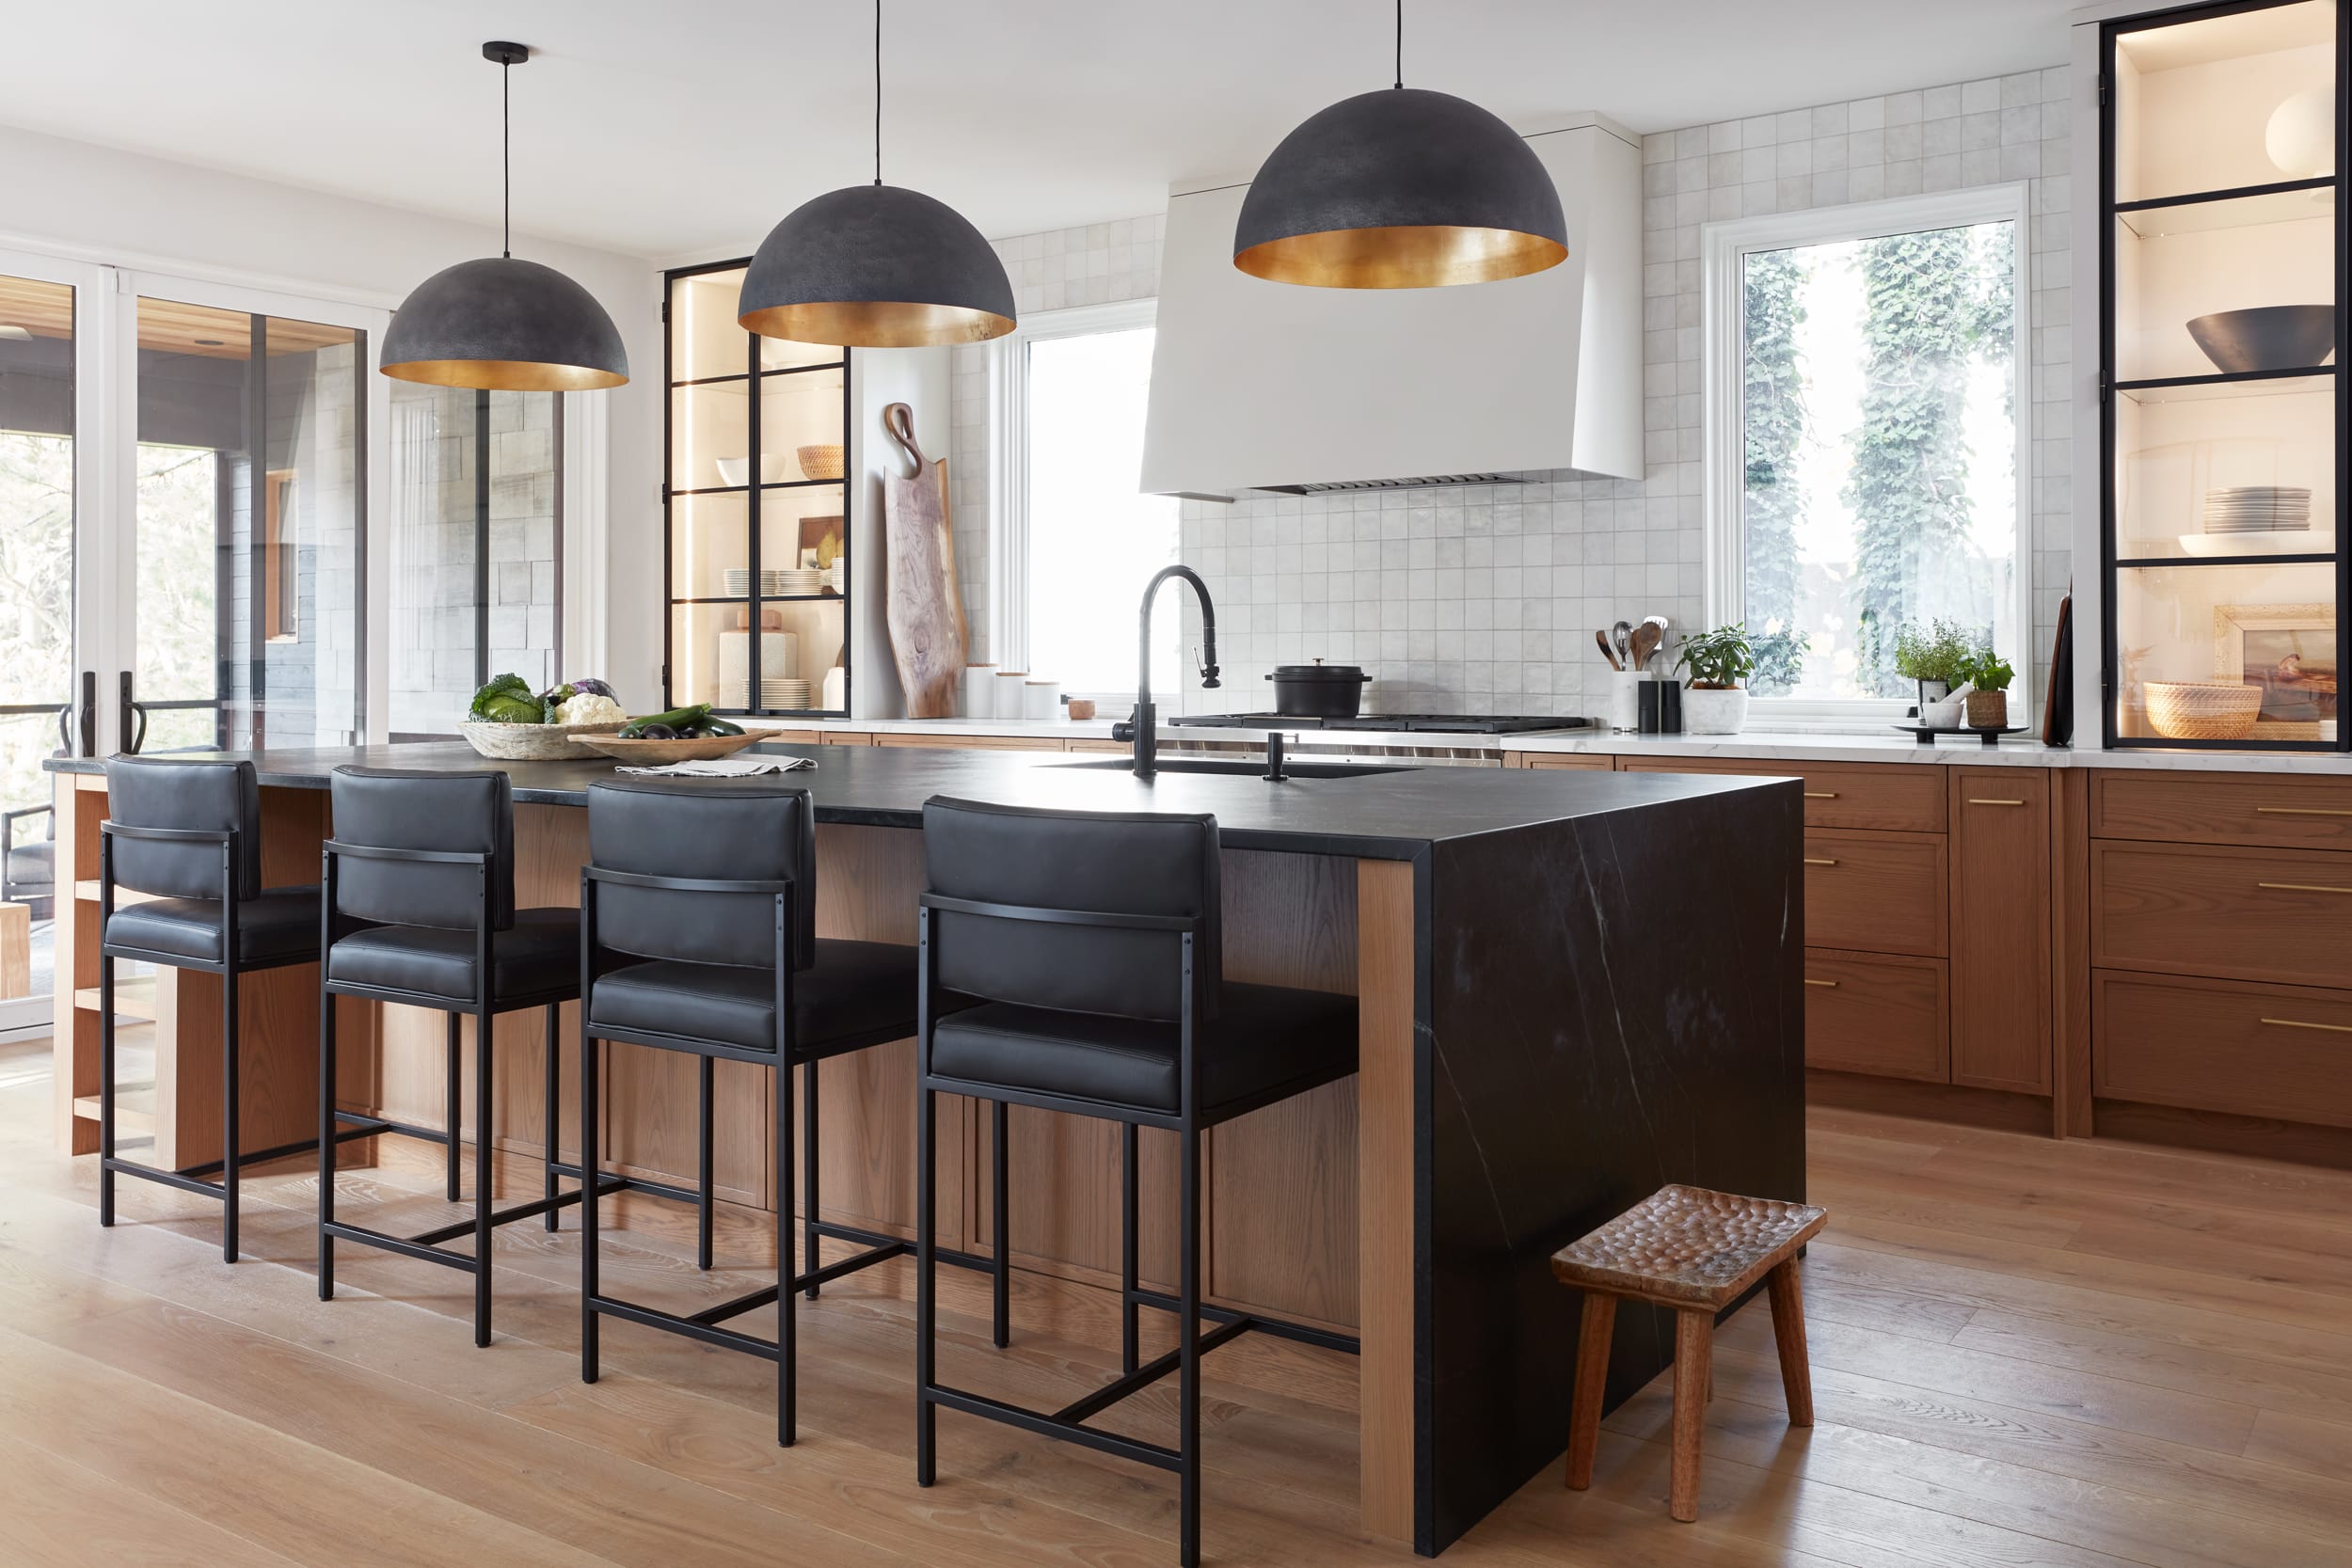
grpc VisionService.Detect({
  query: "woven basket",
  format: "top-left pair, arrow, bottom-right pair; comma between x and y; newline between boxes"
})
458,720 -> 626,760
2143,681 -> 2263,740
797,444 -> 845,482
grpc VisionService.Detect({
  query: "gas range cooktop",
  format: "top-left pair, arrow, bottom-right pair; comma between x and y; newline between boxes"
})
1164,712 -> 1597,736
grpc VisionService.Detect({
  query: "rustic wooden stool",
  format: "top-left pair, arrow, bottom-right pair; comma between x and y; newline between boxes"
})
1550,1183 -> 1826,1522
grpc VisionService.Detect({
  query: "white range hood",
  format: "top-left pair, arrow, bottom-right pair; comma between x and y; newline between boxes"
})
1141,113 -> 1645,498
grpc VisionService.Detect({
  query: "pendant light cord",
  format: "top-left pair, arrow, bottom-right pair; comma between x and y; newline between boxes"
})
1393,0 -> 1402,88
873,0 -> 883,185
501,54 -> 512,257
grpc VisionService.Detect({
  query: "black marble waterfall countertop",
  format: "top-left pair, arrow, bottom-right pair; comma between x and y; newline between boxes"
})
51,740 -> 1786,860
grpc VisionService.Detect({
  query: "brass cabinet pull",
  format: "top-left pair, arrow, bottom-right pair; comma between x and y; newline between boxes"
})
1968,798 -> 2026,806
1803,857 -> 1837,866
1803,977 -> 1839,988
2262,1016 -> 2352,1034
2257,805 -> 2352,817
2258,881 -> 2352,895
1803,790 -> 1837,799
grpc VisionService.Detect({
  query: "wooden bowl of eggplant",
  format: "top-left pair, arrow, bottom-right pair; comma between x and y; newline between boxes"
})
578,705 -> 765,764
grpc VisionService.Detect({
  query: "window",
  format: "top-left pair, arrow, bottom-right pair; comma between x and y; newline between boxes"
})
1704,187 -> 2029,715
993,299 -> 1178,699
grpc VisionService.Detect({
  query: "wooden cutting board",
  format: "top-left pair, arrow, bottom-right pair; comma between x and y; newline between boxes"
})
880,402 -> 968,718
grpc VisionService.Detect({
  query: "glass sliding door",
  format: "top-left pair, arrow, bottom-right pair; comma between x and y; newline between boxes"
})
129,296 -> 366,753
385,385 -> 564,738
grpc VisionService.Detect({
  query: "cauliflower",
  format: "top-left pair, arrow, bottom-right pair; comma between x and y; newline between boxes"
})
555,691 -> 626,726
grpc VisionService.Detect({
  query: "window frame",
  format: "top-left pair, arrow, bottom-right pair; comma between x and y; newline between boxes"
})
1699,182 -> 2034,727
987,295 -> 1165,684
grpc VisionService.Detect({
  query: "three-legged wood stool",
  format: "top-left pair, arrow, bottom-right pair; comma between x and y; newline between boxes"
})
1550,1183 -> 1827,1522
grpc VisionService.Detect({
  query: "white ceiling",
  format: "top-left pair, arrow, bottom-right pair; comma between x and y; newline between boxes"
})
1,1 -> 2081,261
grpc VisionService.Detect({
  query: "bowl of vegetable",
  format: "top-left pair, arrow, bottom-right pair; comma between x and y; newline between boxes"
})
576,705 -> 764,763
459,674 -> 629,759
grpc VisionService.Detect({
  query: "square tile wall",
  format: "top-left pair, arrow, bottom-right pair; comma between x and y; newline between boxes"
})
950,68 -> 2072,716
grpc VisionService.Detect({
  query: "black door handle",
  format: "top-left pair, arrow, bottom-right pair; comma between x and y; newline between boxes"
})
119,671 -> 148,755
77,670 -> 96,757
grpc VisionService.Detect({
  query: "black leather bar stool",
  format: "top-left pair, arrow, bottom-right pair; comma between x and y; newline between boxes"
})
96,757 -> 326,1261
577,778 -> 1003,1446
317,765 -> 625,1346
914,798 -> 1361,1568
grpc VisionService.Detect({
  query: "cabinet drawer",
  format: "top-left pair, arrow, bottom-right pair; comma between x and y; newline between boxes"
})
2093,971 -> 2352,1129
871,733 -> 1062,751
1619,758 -> 1945,831
1804,948 -> 1948,1082
2092,840 -> 2352,989
2092,771 -> 2352,850
1805,830 -> 1947,957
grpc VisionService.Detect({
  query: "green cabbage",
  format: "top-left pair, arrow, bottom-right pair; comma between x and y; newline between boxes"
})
469,673 -> 543,725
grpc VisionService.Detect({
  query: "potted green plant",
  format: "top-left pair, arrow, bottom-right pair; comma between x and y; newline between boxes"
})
1956,647 -> 2017,729
1674,623 -> 1758,735
1892,618 -> 1977,728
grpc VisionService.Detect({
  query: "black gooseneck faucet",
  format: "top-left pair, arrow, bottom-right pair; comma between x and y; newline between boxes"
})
1110,565 -> 1219,778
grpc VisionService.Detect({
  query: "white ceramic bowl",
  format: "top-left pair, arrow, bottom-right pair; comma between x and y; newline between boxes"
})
714,454 -> 793,488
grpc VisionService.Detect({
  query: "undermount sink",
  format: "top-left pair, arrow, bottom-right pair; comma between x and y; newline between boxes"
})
1057,756 -> 1417,780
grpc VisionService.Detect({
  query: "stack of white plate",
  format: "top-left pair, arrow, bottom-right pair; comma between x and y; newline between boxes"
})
2202,486 -> 2312,533
763,679 -> 813,710
722,567 -> 832,597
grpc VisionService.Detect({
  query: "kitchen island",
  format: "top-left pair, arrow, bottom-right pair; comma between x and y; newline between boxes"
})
48,739 -> 1803,1555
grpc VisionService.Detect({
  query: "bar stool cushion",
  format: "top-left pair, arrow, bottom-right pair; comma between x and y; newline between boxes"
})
587,939 -> 922,1055
103,886 -> 322,966
929,981 -> 1358,1117
8,839 -> 54,889
326,907 -> 579,1003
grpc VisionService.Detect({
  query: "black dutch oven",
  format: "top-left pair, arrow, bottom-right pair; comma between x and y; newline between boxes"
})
1266,659 -> 1374,719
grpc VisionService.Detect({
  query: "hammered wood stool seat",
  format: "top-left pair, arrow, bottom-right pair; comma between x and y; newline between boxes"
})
1550,1183 -> 1827,1522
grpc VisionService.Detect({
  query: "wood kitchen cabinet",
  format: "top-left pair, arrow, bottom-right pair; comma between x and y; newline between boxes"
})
1949,768 -> 2052,1094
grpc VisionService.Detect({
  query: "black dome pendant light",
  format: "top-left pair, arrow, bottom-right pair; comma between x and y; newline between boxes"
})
381,42 -> 629,391
1234,1 -> 1567,290
738,1 -> 1014,348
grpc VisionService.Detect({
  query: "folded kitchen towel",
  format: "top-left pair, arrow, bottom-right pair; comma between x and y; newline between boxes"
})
614,755 -> 817,777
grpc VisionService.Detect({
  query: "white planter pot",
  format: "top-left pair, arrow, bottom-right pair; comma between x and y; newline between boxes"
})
1681,686 -> 1748,735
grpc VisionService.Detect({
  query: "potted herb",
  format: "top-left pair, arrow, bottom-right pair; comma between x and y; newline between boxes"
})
1892,618 -> 1977,728
1674,623 -> 1759,735
1956,647 -> 2016,729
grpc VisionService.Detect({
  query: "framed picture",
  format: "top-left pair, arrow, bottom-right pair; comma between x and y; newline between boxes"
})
2214,602 -> 2338,735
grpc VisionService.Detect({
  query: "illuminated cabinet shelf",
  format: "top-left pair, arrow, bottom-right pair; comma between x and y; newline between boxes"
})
2098,0 -> 2347,750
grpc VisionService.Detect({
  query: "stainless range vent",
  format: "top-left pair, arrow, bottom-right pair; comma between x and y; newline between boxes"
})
1251,473 -> 1530,496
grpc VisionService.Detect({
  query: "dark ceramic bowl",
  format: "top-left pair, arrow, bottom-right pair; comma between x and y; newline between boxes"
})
2185,306 -> 2337,375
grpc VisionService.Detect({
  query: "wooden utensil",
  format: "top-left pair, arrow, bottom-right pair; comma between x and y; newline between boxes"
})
1596,629 -> 1621,671
881,402 -> 969,718
1639,614 -> 1671,675
1629,620 -> 1661,673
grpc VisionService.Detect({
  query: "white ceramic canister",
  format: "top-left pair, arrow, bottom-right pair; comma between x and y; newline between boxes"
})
1022,679 -> 1062,721
962,663 -> 997,718
995,670 -> 1031,716
1609,669 -> 1643,732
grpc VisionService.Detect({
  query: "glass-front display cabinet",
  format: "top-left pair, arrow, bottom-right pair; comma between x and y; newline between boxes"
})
2102,0 -> 2345,749
665,261 -> 851,719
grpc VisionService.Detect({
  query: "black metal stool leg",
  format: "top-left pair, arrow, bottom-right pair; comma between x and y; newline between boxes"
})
543,1004 -> 560,1231
1120,1121 -> 1138,1374
776,1051 -> 796,1447
318,975 -> 336,1299
444,1011 -> 462,1203
915,1081 -> 937,1487
221,963 -> 241,1263
802,1058 -> 818,1299
98,948 -> 116,1227
1180,1125 -> 1201,1568
992,1099 -> 1009,1349
580,1021 -> 599,1383
472,1006 -> 493,1347
697,1053 -> 714,1272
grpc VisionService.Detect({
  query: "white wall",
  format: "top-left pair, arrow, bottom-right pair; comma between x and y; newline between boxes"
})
0,123 -> 666,709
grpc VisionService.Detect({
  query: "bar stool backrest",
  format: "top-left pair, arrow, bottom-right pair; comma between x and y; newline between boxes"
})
103,756 -> 262,900
585,780 -> 817,969
921,796 -> 1221,1023
328,767 -> 516,930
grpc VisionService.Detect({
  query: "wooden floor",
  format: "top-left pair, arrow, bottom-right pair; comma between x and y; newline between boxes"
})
4,1031 -> 2350,1567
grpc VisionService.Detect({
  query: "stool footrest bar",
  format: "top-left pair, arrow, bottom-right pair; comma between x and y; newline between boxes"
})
925,1383 -> 1182,1471
587,1292 -> 781,1360
1125,1287 -> 1361,1355
323,1219 -> 479,1273
102,1157 -> 227,1202
818,1219 -> 994,1275
689,1284 -> 780,1325
1055,1315 -> 1251,1426
798,1240 -> 906,1291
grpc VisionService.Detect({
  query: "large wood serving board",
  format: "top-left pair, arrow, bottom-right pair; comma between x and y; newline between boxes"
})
880,402 -> 967,718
